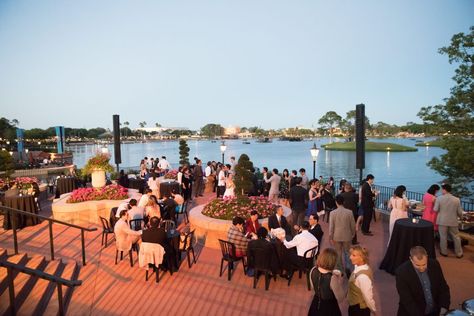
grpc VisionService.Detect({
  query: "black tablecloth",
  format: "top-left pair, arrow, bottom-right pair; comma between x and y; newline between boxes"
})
380,218 -> 435,274
55,177 -> 77,198
3,195 -> 40,229
160,181 -> 180,198
128,179 -> 145,194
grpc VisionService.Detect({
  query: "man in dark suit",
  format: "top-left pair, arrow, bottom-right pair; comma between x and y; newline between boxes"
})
268,206 -> 291,238
142,216 -> 167,246
308,213 -> 323,248
360,174 -> 376,235
395,246 -> 450,316
289,177 -> 307,231
247,227 -> 279,274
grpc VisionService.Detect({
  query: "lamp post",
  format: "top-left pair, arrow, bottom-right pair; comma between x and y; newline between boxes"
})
220,141 -> 227,164
310,143 -> 320,180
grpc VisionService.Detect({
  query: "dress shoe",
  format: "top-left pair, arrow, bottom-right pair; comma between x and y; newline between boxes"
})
456,254 -> 463,259
440,253 -> 448,257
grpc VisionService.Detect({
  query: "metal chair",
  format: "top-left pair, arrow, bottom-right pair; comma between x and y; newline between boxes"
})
218,239 -> 246,281
179,230 -> 196,268
248,244 -> 276,290
176,201 -> 189,224
99,216 -> 114,247
160,220 -> 176,232
288,245 -> 319,290
129,218 -> 144,231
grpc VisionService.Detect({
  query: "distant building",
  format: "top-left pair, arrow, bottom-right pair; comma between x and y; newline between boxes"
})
135,127 -> 189,133
224,125 -> 241,136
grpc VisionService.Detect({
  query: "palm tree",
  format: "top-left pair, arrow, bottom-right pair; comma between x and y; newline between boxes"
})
11,119 -> 19,127
138,121 -> 147,139
123,121 -> 129,137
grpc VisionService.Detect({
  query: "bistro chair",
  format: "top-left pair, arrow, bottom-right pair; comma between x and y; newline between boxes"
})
160,220 -> 176,232
176,201 -> 189,224
139,242 -> 165,283
288,245 -> 319,290
99,216 -> 114,247
218,239 -> 247,281
179,230 -> 196,268
110,207 -> 118,228
129,218 -> 144,231
115,242 -> 134,267
248,245 -> 276,291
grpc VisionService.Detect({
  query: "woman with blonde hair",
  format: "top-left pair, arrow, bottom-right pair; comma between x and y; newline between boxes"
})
308,248 -> 345,316
348,245 -> 376,316
145,195 -> 161,221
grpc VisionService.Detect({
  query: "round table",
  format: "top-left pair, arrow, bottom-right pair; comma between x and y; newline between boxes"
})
3,195 -> 40,229
380,218 -> 435,274
160,181 -> 180,198
55,177 -> 77,198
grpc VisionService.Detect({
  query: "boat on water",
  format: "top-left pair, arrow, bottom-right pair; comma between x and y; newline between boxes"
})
256,137 -> 272,143
280,136 -> 303,142
242,141 -> 251,144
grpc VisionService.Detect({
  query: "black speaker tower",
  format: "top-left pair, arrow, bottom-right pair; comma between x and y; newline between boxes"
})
355,104 -> 365,183
113,115 -> 121,171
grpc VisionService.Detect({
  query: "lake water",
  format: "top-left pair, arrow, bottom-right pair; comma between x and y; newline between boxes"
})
67,137 -> 444,194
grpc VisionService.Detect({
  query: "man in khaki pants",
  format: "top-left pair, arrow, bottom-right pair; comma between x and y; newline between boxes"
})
329,194 -> 356,275
434,183 -> 464,258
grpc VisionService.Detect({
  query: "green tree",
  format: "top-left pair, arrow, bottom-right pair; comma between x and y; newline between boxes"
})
318,111 -> 342,137
179,139 -> 190,165
123,121 -> 130,137
417,26 -> 474,196
0,151 -> 15,176
234,154 -> 254,196
0,118 -> 16,140
200,123 -> 224,138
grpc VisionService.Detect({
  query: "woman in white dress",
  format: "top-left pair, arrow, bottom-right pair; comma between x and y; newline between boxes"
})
223,174 -> 236,198
388,185 -> 409,242
147,172 -> 160,197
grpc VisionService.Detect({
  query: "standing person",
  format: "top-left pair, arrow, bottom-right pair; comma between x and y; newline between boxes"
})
205,161 -> 214,193
118,170 -> 129,188
299,168 -> 309,190
434,183 -> 464,258
230,156 -> 237,174
308,248 -> 344,316
289,177 -> 308,230
360,174 -> 376,236
147,172 -> 160,198
262,167 -> 270,197
388,185 -> 409,242
348,246 -> 377,316
329,195 -> 356,275
421,184 -> 441,231
308,213 -> 324,253
217,164 -> 227,198
290,170 -> 298,188
395,246 -> 450,316
223,173 -> 236,198
193,159 -> 204,198
181,166 -> 192,201
158,156 -> 171,173
341,182 -> 359,244
263,168 -> 281,203
306,180 -> 321,218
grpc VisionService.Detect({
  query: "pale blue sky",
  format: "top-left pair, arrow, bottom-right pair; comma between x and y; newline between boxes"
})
0,0 -> 472,130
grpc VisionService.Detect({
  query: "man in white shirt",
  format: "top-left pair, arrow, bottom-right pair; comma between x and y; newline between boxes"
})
217,164 -> 227,198
299,168 -> 309,190
205,161 -> 212,177
280,221 -> 318,270
138,189 -> 153,208
158,156 -> 171,172
114,209 -> 142,254
230,156 -> 237,174
127,199 -> 145,230
115,200 -> 131,218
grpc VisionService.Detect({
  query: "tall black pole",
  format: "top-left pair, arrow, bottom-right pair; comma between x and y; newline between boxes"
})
312,160 -> 316,179
221,153 -> 224,164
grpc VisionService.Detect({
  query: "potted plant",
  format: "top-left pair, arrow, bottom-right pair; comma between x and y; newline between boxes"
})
83,153 -> 114,188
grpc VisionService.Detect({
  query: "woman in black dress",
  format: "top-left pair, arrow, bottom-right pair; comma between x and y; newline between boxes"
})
308,248 -> 345,316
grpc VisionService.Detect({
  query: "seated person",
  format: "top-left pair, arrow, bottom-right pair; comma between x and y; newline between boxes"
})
227,216 -> 248,258
279,221 -> 318,270
145,195 -> 161,220
128,199 -> 145,230
162,193 -> 178,223
118,170 -> 129,188
142,216 -> 167,247
295,213 -> 324,251
138,189 -> 153,208
268,206 -> 291,238
114,210 -> 142,252
115,200 -> 131,218
247,227 -> 279,274
171,191 -> 184,205
245,210 -> 260,239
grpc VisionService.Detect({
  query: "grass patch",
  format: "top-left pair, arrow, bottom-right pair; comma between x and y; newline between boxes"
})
322,141 -> 418,152
415,139 -> 443,147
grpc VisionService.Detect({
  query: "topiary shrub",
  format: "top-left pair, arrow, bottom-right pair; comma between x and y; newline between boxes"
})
179,139 -> 190,165
234,153 -> 254,196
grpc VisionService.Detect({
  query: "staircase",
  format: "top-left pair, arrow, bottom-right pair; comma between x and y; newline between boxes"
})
0,248 -> 81,316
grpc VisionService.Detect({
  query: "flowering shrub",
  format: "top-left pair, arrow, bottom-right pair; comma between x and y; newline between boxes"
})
164,169 -> 178,180
202,196 -> 277,220
82,153 -> 114,175
67,184 -> 128,203
0,178 -> 6,190
15,177 -> 39,189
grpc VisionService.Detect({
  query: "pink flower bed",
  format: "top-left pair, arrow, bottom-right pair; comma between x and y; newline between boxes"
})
202,196 -> 277,220
164,169 -> 178,180
67,185 -> 128,203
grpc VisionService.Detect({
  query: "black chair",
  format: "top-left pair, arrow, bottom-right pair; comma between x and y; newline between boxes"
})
218,239 -> 247,281
99,216 -> 114,247
110,207 -> 118,228
145,264 -> 161,283
129,218 -> 144,231
179,230 -> 196,268
288,245 -> 319,290
176,201 -> 189,224
160,220 -> 175,232
115,243 -> 134,267
248,245 -> 277,290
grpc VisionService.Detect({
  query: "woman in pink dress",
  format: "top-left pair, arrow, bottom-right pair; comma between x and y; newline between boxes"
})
422,184 -> 440,231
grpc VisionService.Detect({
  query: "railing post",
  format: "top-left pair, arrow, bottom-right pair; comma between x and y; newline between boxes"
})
81,229 -> 86,266
49,221 -> 55,261
57,282 -> 64,316
7,266 -> 16,315
11,210 -> 18,255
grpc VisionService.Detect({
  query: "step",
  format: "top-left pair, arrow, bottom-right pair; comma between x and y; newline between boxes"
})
0,253 -> 28,294
16,259 -> 64,316
0,255 -> 47,315
43,261 -> 80,316
0,248 -> 7,260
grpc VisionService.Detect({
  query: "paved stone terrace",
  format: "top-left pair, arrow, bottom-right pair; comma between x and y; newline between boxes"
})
0,193 -> 473,315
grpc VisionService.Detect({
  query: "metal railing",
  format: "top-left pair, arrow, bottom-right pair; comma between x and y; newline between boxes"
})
0,206 -> 97,266
0,260 -> 82,316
